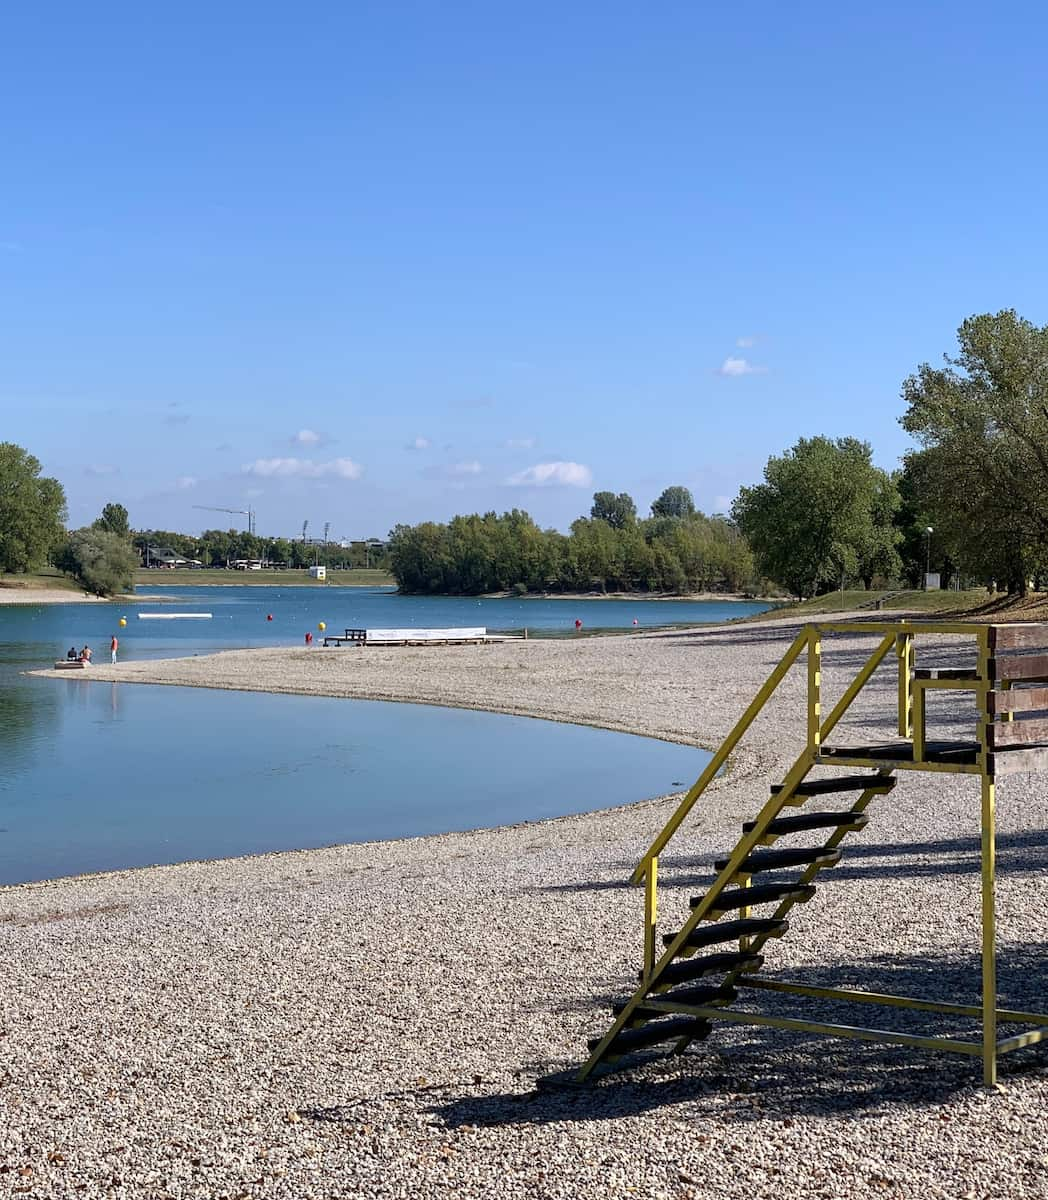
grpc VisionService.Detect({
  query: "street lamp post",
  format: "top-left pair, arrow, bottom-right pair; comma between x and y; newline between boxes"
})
925,526 -> 934,590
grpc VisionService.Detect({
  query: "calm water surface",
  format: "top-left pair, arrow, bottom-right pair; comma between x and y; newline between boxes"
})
0,587 -> 750,885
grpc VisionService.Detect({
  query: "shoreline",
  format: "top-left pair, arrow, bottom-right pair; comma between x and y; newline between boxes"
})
7,616 -> 1048,1195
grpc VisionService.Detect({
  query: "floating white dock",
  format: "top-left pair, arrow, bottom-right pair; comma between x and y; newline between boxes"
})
138,612 -> 213,620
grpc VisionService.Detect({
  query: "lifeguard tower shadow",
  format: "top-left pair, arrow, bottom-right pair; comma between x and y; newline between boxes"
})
427,940 -> 1048,1132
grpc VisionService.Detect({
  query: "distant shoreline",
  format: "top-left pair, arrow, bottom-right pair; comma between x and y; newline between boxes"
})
479,590 -> 770,602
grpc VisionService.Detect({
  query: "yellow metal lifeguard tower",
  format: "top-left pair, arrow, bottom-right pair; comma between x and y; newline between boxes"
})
578,621 -> 1048,1087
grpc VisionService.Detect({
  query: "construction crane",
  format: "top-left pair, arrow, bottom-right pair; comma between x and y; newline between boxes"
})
193,505 -> 256,535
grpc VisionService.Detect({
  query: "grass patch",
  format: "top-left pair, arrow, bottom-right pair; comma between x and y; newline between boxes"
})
752,587 -> 1048,623
134,568 -> 395,587
0,569 -> 85,594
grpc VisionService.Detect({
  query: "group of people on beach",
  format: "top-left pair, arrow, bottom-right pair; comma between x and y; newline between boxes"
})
64,635 -> 119,665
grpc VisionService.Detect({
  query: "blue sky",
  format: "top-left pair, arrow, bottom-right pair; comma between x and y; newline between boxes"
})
3,3 -> 1048,539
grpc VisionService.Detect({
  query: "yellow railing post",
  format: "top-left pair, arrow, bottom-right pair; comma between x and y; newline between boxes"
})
978,628 -> 998,1086
643,856 -> 658,981
808,628 -> 822,752
896,629 -> 914,739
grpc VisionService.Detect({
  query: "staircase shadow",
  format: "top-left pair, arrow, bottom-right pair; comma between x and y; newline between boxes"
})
428,945 -> 1048,1130
540,828 -> 1048,898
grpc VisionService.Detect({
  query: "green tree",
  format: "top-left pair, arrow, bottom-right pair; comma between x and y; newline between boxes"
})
93,502 -> 130,539
0,443 -> 67,573
590,491 -> 637,529
900,310 -> 1048,593
56,528 -> 138,596
733,436 -> 899,598
651,485 -> 696,519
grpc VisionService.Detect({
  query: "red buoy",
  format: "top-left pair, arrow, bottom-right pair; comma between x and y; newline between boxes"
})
266,614 -> 273,621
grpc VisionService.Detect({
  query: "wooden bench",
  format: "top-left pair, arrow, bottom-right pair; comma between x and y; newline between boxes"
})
322,628 -> 367,647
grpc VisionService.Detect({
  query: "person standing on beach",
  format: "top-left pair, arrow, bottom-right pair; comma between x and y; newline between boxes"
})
110,634 -> 119,664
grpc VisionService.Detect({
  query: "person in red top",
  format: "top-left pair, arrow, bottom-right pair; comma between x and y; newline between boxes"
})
110,634 -> 119,664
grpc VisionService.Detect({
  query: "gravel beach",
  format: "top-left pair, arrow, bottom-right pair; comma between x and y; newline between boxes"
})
7,617 -> 1048,1199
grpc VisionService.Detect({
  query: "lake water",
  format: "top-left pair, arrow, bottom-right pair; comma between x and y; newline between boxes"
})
0,587 -> 753,886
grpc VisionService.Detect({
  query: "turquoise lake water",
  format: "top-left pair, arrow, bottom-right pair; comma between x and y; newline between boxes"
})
0,587 -> 756,886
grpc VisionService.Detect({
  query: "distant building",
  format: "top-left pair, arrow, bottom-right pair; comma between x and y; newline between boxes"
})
309,565 -> 327,580
145,546 -> 202,568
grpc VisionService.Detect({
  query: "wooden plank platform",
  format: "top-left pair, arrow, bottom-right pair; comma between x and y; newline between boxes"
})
820,740 -> 982,767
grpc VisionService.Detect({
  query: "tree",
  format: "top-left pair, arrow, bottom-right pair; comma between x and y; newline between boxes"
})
733,436 -> 900,598
0,443 -> 67,573
900,310 -> 1048,593
651,486 -> 696,520
93,502 -> 130,539
56,528 -> 138,597
590,491 -> 637,530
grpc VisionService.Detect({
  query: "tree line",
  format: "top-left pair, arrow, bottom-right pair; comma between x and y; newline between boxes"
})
4,309 -> 1048,599
130,529 -> 390,572
388,488 -> 757,595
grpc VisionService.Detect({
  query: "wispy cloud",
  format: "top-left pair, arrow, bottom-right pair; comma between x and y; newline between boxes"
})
736,335 -> 759,348
448,460 -> 482,477
0,240 -> 23,253
164,412 -> 191,426
292,428 -> 322,447
243,457 -> 362,480
503,436 -> 536,450
407,436 -> 431,450
716,356 -> 768,377
215,442 -> 233,452
507,461 -> 592,488
176,475 -> 198,490
84,463 -> 118,477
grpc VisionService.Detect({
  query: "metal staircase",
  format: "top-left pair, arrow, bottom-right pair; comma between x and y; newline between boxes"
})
577,621 -> 1048,1087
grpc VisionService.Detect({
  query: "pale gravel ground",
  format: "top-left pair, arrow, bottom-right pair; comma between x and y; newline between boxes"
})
5,617 -> 1048,1199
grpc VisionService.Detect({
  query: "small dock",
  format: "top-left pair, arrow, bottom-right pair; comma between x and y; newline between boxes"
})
322,626 -> 523,647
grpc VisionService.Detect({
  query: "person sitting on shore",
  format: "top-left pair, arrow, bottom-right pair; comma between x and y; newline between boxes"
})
79,645 -> 92,664
66,646 -> 77,660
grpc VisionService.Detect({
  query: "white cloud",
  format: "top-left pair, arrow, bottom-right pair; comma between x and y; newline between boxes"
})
506,461 -> 593,488
242,456 -> 362,480
736,335 -> 758,348
716,356 -> 768,377
407,436 -> 431,450
293,428 -> 322,446
449,460 -> 482,477
176,475 -> 198,490
503,436 -> 536,450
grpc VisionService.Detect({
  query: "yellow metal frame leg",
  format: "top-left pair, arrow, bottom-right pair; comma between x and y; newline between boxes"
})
981,773 -> 997,1086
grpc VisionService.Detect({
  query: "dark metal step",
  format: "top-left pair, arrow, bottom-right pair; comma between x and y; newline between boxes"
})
715,846 -> 842,874
743,811 -> 870,838
650,951 -> 763,988
613,983 -> 736,1018
631,982 -> 738,1008
819,741 -> 980,766
692,881 -> 817,911
771,774 -> 895,797
914,667 -> 977,680
588,1016 -> 712,1056
664,917 -> 788,949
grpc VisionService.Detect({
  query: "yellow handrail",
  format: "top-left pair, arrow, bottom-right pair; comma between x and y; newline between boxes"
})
630,626 -> 808,887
